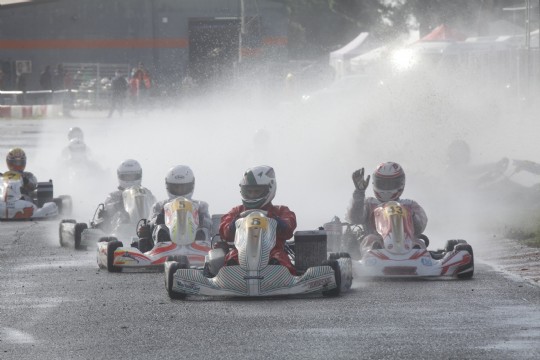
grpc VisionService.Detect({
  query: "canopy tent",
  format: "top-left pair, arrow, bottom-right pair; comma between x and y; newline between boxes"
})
329,32 -> 372,77
419,24 -> 467,42
348,45 -> 389,73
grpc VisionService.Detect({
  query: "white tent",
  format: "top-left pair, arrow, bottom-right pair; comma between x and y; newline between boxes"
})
329,32 -> 370,78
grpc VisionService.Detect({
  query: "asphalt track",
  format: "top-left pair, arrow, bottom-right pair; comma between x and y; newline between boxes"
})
1,115 -> 540,360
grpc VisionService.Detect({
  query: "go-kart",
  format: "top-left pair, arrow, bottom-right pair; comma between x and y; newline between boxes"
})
97,196 -> 211,272
324,201 -> 474,279
164,210 -> 353,299
59,185 -> 155,250
0,171 -> 72,220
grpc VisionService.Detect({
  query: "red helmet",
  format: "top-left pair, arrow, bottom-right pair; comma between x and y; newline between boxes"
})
6,147 -> 27,172
372,162 -> 405,202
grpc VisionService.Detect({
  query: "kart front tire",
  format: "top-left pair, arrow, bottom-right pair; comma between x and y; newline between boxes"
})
106,239 -> 122,273
322,259 -> 341,297
74,223 -> 88,250
455,243 -> 474,280
167,262 -> 187,300
59,219 -> 76,247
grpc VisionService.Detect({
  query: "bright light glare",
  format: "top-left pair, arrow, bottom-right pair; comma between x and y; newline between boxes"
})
391,48 -> 417,71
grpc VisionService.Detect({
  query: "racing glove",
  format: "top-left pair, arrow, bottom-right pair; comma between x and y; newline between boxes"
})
273,216 -> 287,232
228,217 -> 239,236
352,168 -> 370,191
137,223 -> 152,239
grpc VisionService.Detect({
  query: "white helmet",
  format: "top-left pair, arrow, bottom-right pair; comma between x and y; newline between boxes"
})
165,165 -> 195,200
68,127 -> 84,141
239,165 -> 276,209
117,159 -> 142,190
372,162 -> 405,202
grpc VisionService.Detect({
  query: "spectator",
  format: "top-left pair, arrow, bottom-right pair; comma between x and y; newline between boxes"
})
107,70 -> 128,118
40,65 -> 53,104
131,62 -> 151,100
53,64 -> 66,91
16,73 -> 28,105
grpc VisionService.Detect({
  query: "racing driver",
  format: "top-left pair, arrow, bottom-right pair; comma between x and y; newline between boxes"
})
217,165 -> 297,275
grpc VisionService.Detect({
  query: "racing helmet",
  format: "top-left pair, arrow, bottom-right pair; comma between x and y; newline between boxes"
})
67,126 -> 84,141
372,162 -> 405,202
165,165 -> 195,200
117,159 -> 142,190
239,165 -> 276,209
447,139 -> 471,167
6,147 -> 27,172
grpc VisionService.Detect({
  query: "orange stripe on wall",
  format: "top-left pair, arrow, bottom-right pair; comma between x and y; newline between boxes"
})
263,37 -> 288,46
0,37 -> 287,49
0,38 -> 189,49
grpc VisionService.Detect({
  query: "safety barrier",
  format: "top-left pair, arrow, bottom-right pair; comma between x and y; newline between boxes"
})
0,89 -> 67,119
0,104 -> 62,119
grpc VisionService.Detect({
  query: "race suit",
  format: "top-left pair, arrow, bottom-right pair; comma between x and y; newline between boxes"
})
97,187 -> 156,233
219,203 -> 297,275
1,170 -> 37,201
148,198 -> 212,237
347,189 -> 428,251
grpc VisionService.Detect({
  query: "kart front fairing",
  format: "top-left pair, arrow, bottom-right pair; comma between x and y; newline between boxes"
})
122,185 -> 155,224
74,185 -> 155,248
355,201 -> 473,278
167,211 -> 342,297
97,196 -> 210,270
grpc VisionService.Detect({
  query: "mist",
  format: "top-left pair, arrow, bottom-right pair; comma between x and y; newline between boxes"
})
24,61 -> 540,249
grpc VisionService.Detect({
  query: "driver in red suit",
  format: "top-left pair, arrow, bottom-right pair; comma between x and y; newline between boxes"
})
218,165 -> 297,275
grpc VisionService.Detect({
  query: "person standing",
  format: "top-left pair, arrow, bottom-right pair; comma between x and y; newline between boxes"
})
107,70 -> 128,118
131,62 -> 151,106
39,65 -> 53,104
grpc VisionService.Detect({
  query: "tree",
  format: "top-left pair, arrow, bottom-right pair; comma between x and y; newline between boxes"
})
272,0 -> 509,58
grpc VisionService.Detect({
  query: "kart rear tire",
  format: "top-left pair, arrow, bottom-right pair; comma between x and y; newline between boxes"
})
74,223 -> 88,250
167,261 -> 187,300
322,259 -> 341,297
455,244 -> 474,280
106,239 -> 123,273
59,219 -> 76,247
444,239 -> 467,252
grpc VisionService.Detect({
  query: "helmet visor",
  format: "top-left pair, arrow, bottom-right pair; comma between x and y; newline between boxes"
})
118,172 -> 142,182
373,176 -> 404,191
8,158 -> 26,170
167,182 -> 194,196
241,185 -> 269,200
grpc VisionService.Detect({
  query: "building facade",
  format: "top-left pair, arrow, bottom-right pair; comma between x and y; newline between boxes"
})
0,0 -> 289,92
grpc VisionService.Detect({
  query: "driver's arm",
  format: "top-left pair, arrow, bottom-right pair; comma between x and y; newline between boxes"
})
219,206 -> 242,242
